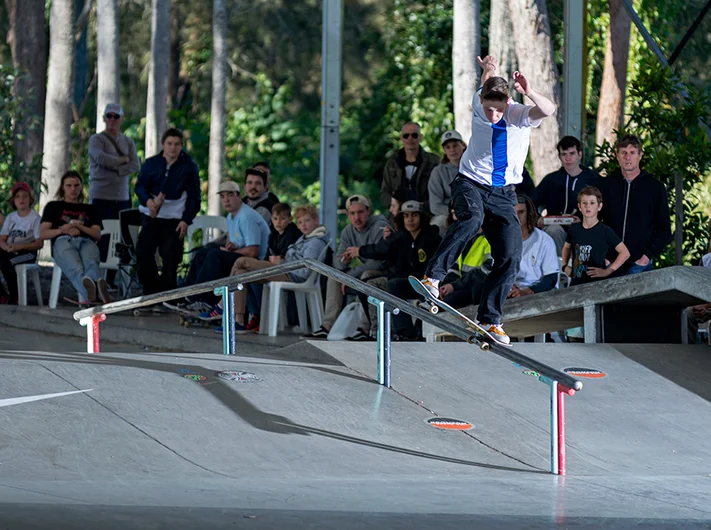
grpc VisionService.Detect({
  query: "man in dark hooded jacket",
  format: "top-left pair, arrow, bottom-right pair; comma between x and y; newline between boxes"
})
599,134 -> 672,275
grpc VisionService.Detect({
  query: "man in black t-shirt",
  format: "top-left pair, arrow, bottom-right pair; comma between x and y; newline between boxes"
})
561,186 -> 630,285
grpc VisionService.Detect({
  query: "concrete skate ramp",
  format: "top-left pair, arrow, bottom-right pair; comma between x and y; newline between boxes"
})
2,342 -> 711,528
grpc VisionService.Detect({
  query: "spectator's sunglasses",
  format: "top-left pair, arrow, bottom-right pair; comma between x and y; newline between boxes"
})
105,113 -> 121,120
401,132 -> 419,139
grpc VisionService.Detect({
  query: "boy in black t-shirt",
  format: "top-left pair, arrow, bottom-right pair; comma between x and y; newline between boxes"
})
562,186 -> 630,286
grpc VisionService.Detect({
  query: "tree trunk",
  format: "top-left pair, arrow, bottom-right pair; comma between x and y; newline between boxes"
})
145,0 -> 171,158
452,0 -> 480,143
5,0 -> 47,184
96,0 -> 120,131
207,0 -> 228,215
169,5 -> 182,109
488,0 -> 516,80
595,0 -> 631,164
508,0 -> 562,182
41,0 -> 75,213
73,0 -> 88,111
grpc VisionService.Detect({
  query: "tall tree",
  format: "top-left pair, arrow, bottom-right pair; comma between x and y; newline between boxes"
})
96,0 -> 120,131
41,0 -> 76,212
595,0 -> 631,164
508,0 -> 562,181
488,0 -> 516,80
207,0 -> 227,215
5,0 -> 47,184
145,0 -> 171,157
452,0 -> 480,143
73,0 -> 89,112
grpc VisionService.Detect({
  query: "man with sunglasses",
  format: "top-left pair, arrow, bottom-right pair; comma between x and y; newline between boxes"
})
380,122 -> 439,211
88,103 -> 140,284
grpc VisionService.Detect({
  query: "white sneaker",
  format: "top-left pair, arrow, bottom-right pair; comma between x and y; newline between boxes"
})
480,323 -> 511,345
421,277 -> 440,299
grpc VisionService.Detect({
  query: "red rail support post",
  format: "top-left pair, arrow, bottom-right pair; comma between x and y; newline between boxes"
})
80,314 -> 107,353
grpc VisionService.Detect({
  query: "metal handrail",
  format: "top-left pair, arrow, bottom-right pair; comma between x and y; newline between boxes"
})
73,258 -> 582,391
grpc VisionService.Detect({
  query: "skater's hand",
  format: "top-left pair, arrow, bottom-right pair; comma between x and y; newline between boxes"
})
342,246 -> 360,260
176,221 -> 188,240
269,255 -> 283,265
634,254 -> 650,267
477,55 -> 497,72
513,72 -> 530,95
439,284 -> 454,297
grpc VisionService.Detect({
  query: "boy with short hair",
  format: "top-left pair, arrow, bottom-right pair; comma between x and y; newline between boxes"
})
268,202 -> 302,260
562,186 -> 630,285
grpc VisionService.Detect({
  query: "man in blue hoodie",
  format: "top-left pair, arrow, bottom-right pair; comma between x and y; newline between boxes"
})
599,134 -> 672,275
134,128 -> 201,294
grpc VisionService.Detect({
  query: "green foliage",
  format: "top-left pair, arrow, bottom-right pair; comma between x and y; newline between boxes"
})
595,58 -> 711,266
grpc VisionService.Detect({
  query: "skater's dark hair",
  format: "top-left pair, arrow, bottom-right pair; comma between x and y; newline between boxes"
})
55,170 -> 86,201
557,136 -> 582,154
161,127 -> 184,145
516,194 -> 538,233
481,77 -> 509,103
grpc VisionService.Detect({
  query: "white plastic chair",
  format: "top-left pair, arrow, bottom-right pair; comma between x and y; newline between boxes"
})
187,215 -> 227,258
49,221 -> 121,309
260,243 -> 330,337
16,263 -> 43,306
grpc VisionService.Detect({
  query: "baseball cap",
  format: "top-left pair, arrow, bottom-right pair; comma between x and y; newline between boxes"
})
217,181 -> 240,194
104,103 -> 124,117
11,182 -> 35,205
440,130 -> 463,145
345,194 -> 370,209
400,200 -> 422,213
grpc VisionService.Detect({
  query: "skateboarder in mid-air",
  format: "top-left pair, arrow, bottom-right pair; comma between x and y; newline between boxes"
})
419,55 -> 556,344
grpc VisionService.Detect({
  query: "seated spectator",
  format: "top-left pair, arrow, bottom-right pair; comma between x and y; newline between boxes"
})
350,201 -> 441,340
438,229 -> 493,309
686,247 -> 711,343
533,136 -> 599,254
302,194 -> 390,339
244,167 -> 277,225
0,183 -> 43,305
164,180 -> 269,312
252,160 -> 280,206
599,134 -> 672,275
428,130 -> 466,232
508,195 -> 559,298
40,171 -> 111,304
198,204 -> 330,332
561,186 -> 630,285
381,122 -> 439,209
135,128 -> 201,295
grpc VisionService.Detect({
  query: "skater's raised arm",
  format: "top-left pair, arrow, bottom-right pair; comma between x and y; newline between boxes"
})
512,72 -> 556,121
477,55 -> 498,87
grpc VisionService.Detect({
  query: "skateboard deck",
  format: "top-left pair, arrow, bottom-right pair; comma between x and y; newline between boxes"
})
177,314 -> 212,328
408,276 -> 510,348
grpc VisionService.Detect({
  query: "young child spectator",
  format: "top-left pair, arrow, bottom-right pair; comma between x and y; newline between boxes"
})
349,201 -> 441,340
561,186 -> 630,285
198,204 -> 330,332
508,195 -> 559,298
0,183 -> 43,304
40,171 -> 111,304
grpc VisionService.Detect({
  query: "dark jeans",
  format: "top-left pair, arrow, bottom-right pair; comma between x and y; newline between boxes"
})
185,246 -> 241,303
92,198 -> 131,284
387,277 -> 419,339
0,249 -> 37,303
425,176 -> 521,325
626,261 -> 653,275
136,216 -> 185,295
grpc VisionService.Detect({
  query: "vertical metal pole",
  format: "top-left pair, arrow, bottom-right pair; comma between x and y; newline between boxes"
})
81,314 -> 106,354
215,286 -> 236,355
563,0 -> 586,139
550,380 -> 559,475
377,300 -> 392,388
557,388 -> 567,475
319,0 -> 343,249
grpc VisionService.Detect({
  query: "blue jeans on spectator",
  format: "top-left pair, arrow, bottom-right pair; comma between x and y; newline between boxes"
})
53,236 -> 102,300
425,176 -> 521,325
626,261 -> 653,275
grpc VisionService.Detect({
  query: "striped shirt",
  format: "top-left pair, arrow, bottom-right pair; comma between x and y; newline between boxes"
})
459,88 -> 542,187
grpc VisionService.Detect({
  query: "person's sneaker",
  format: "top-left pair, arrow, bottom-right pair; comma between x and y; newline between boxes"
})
97,278 -> 112,304
234,322 -> 250,335
163,298 -> 192,313
421,276 -> 440,299
246,315 -> 260,332
198,305 -> 223,322
479,323 -> 511,345
346,329 -> 375,342
187,301 -> 212,313
82,277 -> 97,302
300,326 -> 330,340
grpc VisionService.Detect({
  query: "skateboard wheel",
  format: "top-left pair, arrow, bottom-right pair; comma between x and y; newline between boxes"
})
133,309 -> 141,317
429,304 -> 439,315
480,342 -> 490,351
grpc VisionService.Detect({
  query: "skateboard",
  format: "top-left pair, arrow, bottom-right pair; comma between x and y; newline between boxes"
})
408,276 -> 510,349
177,313 -> 212,328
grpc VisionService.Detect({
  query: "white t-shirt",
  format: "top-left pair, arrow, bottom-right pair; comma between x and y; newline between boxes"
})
459,88 -> 542,187
0,210 -> 41,245
516,228 -> 559,288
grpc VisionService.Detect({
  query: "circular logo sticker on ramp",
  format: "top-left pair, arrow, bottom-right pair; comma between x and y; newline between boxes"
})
563,367 -> 606,379
215,371 -> 261,383
426,417 -> 473,430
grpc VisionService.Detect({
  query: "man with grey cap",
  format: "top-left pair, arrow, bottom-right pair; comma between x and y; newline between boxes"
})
428,129 -> 467,232
301,194 -> 389,339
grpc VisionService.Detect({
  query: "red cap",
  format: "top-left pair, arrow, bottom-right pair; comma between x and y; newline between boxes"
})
11,182 -> 31,196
